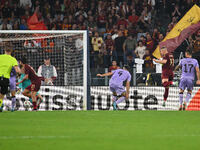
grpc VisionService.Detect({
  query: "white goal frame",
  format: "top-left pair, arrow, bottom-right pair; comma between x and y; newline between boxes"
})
0,30 -> 89,110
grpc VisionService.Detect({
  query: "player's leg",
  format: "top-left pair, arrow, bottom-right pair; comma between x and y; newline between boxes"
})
31,80 -> 42,110
184,79 -> 194,110
29,84 -> 38,110
0,93 -> 4,112
115,92 -> 126,104
109,83 -> 117,101
109,83 -> 118,110
162,73 -> 174,107
113,86 -> 126,110
162,78 -> 169,107
9,77 -> 17,112
184,90 -> 192,110
179,89 -> 184,111
31,91 -> 38,110
10,91 -> 16,112
22,88 -> 32,98
112,92 -> 117,102
112,92 -> 118,110
36,93 -> 43,109
0,77 -> 9,112
178,78 -> 186,111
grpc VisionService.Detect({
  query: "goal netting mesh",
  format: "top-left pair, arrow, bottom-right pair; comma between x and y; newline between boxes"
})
0,31 -> 89,111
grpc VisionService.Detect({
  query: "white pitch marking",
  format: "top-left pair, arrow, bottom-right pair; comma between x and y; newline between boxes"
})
0,135 -> 71,140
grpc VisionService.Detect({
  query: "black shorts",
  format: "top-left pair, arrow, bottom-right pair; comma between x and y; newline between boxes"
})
0,77 -> 9,95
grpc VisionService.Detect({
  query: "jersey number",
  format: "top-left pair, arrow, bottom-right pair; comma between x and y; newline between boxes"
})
118,71 -> 123,76
184,64 -> 194,73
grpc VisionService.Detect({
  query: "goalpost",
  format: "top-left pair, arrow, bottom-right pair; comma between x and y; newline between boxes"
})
0,30 -> 90,111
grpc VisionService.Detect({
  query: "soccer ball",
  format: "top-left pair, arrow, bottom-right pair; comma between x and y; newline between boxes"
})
24,100 -> 31,110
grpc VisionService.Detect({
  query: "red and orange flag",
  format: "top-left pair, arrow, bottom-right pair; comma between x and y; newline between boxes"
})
27,13 -> 47,30
153,5 -> 200,59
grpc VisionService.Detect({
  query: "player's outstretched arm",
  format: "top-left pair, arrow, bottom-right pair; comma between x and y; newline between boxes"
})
195,66 -> 200,85
97,72 -> 113,77
16,74 -> 28,85
14,66 -> 21,74
153,58 -> 167,64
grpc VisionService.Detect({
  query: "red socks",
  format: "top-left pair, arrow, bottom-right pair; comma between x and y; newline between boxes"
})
164,87 -> 169,101
32,102 -> 37,110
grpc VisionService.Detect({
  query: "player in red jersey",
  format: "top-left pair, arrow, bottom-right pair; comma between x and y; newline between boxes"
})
153,47 -> 174,107
17,57 -> 43,110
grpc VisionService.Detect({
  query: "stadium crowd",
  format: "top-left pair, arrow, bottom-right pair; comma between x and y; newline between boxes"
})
0,0 -> 200,73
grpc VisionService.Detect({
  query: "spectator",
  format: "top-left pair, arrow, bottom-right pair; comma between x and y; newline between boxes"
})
54,0 -> 61,15
109,60 -> 119,72
114,30 -> 126,66
120,1 -> 130,18
146,33 -> 155,55
138,7 -> 151,32
12,2 -> 21,18
97,11 -> 107,33
128,9 -> 139,27
68,15 -> 74,27
1,1 -> 11,19
91,32 -> 104,68
192,32 -> 200,63
108,1 -> 119,12
152,28 -> 160,44
13,21 -> 20,30
135,40 -> 146,59
19,18 -> 28,30
170,16 -> 178,27
106,17 -> 115,33
139,35 -> 147,45
88,16 -> 97,30
104,34 -> 114,68
0,19 -> 12,30
37,56 -> 57,86
171,4 -> 181,19
20,0 -> 32,8
148,0 -> 156,10
75,8 -> 87,19
158,33 -> 164,42
143,49 -> 154,73
123,34 -> 137,65
117,16 -> 128,29
76,14 -> 86,30
111,27 -> 119,40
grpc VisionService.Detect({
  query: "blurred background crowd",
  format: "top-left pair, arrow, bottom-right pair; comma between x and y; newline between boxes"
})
0,0 -> 200,85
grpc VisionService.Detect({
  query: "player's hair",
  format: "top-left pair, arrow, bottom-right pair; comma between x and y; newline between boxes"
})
4,42 -> 13,52
19,56 -> 27,64
185,50 -> 192,56
123,65 -> 130,71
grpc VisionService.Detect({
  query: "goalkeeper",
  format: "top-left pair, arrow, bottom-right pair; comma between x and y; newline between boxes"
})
17,73 -> 43,108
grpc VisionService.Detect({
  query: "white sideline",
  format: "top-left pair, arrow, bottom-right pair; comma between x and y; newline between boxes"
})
0,135 -> 71,140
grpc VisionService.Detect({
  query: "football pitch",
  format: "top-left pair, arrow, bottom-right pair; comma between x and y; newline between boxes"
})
0,111 -> 199,150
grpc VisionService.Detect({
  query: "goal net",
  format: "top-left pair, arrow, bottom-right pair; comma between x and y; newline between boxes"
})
0,30 -> 90,111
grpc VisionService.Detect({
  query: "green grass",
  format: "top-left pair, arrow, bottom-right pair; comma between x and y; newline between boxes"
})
0,111 -> 200,150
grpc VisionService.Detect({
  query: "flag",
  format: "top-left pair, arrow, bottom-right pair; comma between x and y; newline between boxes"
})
153,5 -> 200,59
27,13 -> 47,30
